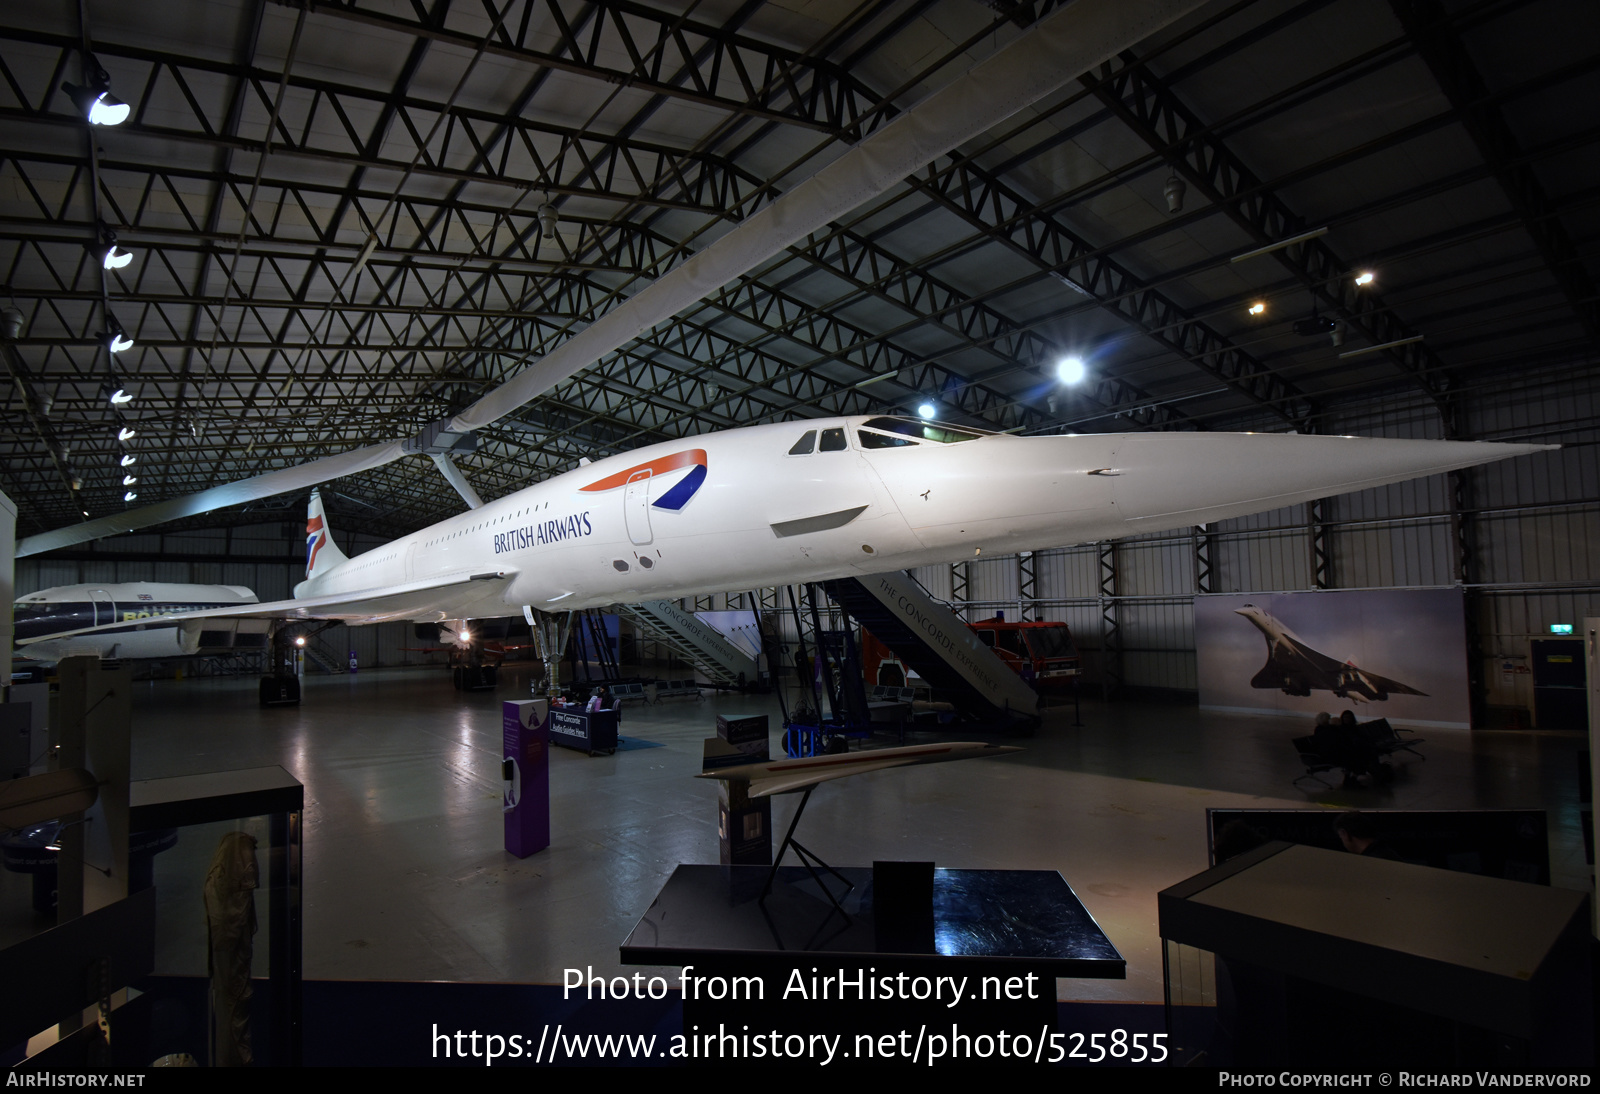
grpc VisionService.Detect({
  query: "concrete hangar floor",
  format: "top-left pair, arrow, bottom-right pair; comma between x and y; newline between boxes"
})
110,664 -> 1591,1006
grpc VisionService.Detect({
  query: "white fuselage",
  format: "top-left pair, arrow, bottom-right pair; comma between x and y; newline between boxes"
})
291,417 -> 1544,624
12,582 -> 259,661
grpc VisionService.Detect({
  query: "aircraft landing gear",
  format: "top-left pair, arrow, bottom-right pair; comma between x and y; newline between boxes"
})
451,663 -> 498,691
526,607 -> 574,703
260,624 -> 303,707
447,629 -> 500,692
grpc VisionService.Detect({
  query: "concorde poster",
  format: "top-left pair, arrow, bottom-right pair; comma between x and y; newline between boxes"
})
1194,588 -> 1471,729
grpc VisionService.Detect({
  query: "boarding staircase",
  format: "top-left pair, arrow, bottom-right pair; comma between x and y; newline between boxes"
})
822,571 -> 1039,729
616,600 -> 758,686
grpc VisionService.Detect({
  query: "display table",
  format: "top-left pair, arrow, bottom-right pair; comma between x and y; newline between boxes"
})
622,865 -> 1122,1042
1158,841 -> 1593,1069
623,864 -> 1123,975
548,707 -> 619,755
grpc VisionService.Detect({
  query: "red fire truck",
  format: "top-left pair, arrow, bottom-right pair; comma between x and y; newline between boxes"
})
861,612 -> 1081,691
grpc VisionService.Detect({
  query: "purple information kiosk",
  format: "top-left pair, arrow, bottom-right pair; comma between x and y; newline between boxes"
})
502,699 -> 550,858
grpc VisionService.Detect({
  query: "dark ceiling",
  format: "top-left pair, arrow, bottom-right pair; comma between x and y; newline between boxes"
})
3,0 -> 1597,544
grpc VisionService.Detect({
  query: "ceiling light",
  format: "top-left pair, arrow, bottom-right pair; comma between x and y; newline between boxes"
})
1163,175 -> 1185,214
104,316 -> 134,354
1248,302 -> 1266,316
123,490 -> 137,501
1355,271 -> 1375,286
295,636 -> 306,647
917,402 -> 937,419
120,454 -> 136,467
99,222 -> 132,270
61,57 -> 130,126
62,83 -> 130,126
109,388 -> 132,406
118,427 -> 137,441
538,201 -> 558,238
459,630 -> 471,643
123,475 -> 137,486
1056,356 -> 1086,384
1292,317 -> 1336,337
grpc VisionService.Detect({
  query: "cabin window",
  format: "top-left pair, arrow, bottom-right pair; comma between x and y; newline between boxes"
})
788,430 -> 817,455
858,429 -> 915,449
819,427 -> 847,452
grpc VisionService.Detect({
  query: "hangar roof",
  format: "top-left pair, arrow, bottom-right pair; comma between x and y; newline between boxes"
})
2,0 -> 1596,542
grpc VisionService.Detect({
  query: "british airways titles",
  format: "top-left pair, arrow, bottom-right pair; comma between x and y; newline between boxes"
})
493,511 -> 594,555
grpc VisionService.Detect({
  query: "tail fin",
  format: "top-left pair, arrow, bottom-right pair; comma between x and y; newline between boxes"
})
304,489 -> 349,582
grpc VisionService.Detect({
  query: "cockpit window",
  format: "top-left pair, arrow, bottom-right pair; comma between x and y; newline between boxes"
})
859,430 -> 915,449
788,430 -> 817,455
819,427 -> 847,452
861,416 -> 983,443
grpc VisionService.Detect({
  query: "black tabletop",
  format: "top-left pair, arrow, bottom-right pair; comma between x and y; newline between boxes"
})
620,864 -> 1124,978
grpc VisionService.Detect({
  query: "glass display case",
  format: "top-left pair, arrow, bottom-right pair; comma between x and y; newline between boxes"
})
129,766 -> 303,1067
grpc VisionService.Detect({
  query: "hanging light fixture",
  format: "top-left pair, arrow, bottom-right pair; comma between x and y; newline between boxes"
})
122,474 -> 137,486
104,315 -> 134,354
1056,355 -> 1087,384
1163,174 -> 1186,214
119,454 -> 136,467
108,386 -> 132,406
123,490 -> 137,502
60,55 -> 130,126
537,199 -> 558,238
98,222 -> 132,270
118,426 -> 137,441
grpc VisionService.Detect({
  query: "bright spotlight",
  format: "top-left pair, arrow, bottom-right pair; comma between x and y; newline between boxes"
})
917,402 -> 936,419
109,388 -> 132,406
294,636 -> 307,647
123,490 -> 137,501
108,332 -> 134,354
458,630 -> 471,643
1355,271 -> 1375,286
120,454 -> 136,467
1248,302 -> 1266,316
1056,356 -> 1086,384
62,83 -> 130,126
122,474 -> 137,486
118,427 -> 137,441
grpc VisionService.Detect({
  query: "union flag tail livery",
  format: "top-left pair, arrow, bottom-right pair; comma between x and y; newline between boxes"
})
302,489 -> 350,587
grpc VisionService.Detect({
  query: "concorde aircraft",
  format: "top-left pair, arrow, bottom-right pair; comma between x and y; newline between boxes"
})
1234,603 -> 1428,703
12,582 -> 262,663
17,417 -> 1552,687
